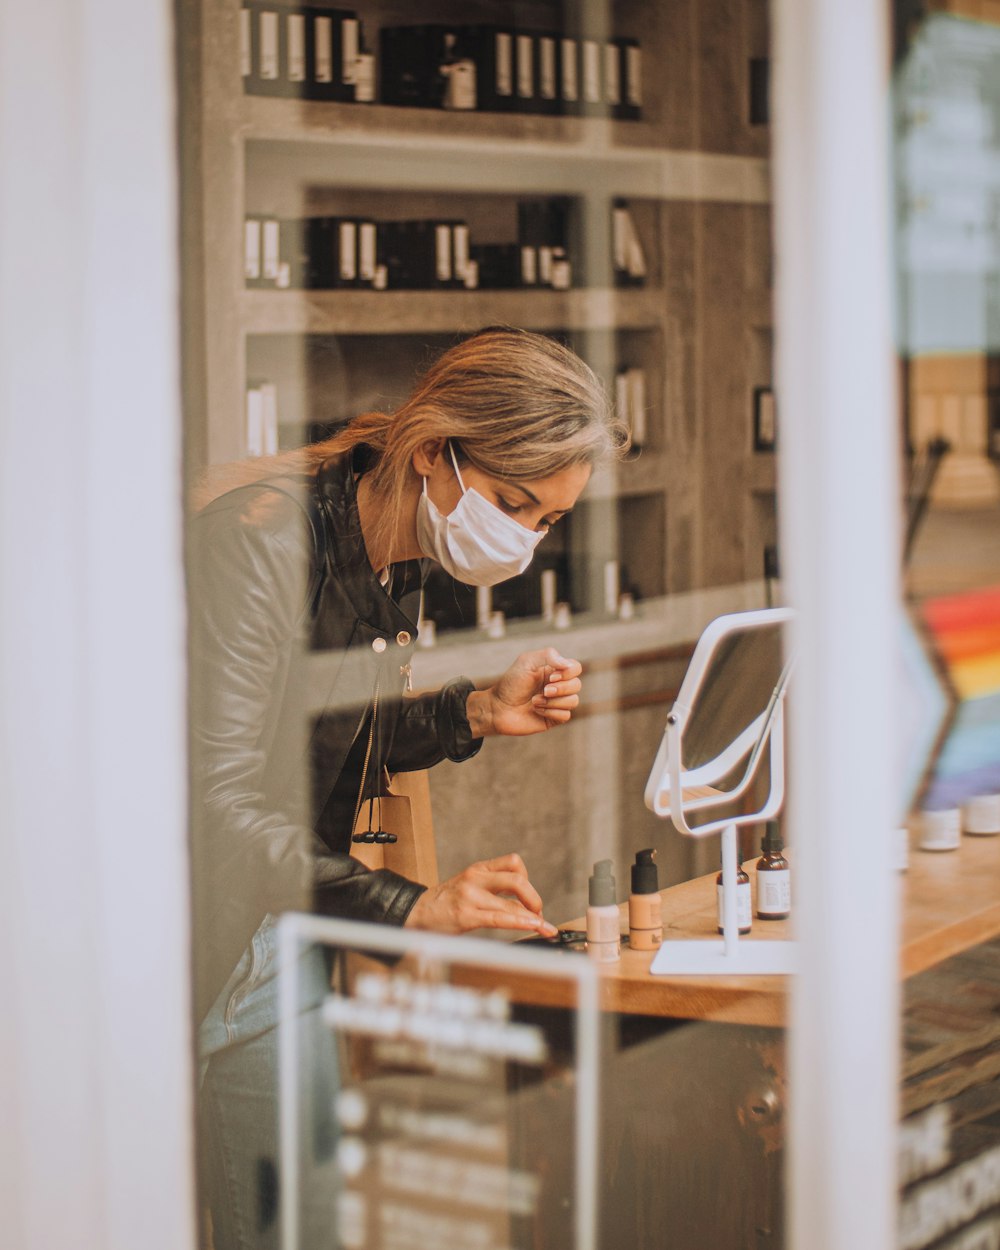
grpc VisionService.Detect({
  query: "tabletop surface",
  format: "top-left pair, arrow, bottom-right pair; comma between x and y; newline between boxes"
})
500,833 -> 1000,1027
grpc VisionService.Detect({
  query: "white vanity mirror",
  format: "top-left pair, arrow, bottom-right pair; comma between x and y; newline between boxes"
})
644,607 -> 796,975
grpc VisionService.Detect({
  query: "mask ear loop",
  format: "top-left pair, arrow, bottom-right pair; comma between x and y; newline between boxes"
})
448,440 -> 468,493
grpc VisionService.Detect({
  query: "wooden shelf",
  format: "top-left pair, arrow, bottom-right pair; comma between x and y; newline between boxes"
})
240,94 -> 666,151
242,286 -> 667,336
243,120 -> 771,203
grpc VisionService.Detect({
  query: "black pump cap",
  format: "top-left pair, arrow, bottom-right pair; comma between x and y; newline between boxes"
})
762,822 -> 783,853
631,848 -> 659,894
589,859 -> 617,906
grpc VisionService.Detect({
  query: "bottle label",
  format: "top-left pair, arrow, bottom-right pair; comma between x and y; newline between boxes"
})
358,223 -> 376,281
587,907 -> 620,944
495,33 -> 513,97
240,9 -> 252,78
517,34 -> 534,99
587,940 -> 621,964
561,39 -> 579,102
582,40 -> 601,104
353,53 -> 375,103
626,46 -> 642,107
339,221 -> 357,281
604,42 -> 621,106
259,11 -> 279,80
314,17 -> 333,83
341,18 -> 358,85
717,882 -> 751,931
262,219 -> 280,280
435,224 -> 452,282
287,14 -> 306,82
539,37 -> 557,100
757,868 -> 790,917
443,61 -> 477,111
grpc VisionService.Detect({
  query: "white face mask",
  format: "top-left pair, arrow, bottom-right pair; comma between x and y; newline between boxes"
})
416,444 -> 545,587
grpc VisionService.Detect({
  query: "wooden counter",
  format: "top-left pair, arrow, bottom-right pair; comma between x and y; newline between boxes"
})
496,834 -> 1000,1028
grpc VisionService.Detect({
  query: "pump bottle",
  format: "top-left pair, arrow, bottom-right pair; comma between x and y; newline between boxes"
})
716,847 -> 752,935
628,849 -> 662,950
756,821 -> 791,919
586,860 -> 621,963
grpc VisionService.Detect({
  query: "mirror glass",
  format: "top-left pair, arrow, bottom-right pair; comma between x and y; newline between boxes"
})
646,610 -> 791,820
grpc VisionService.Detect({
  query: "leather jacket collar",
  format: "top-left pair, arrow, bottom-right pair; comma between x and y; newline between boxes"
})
312,449 -> 422,634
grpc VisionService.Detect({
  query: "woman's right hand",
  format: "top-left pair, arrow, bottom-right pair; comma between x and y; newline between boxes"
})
404,852 -> 558,936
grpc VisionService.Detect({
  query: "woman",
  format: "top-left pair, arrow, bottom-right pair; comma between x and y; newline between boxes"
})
189,327 -> 624,1249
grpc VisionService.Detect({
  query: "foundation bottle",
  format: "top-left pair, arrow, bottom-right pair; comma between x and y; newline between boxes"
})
586,860 -> 621,963
716,847 -> 752,935
628,849 -> 662,950
756,821 -> 791,920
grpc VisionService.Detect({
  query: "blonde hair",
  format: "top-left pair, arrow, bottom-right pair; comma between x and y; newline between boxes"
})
192,327 -> 627,550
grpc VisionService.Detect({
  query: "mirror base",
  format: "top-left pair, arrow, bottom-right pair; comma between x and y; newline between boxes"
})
648,938 -> 797,976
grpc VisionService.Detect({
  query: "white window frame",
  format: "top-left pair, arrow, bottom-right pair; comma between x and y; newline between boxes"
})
774,3 -> 902,1249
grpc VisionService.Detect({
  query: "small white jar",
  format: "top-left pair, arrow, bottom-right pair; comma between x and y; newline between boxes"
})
918,807 -> 961,852
962,793 -> 1000,836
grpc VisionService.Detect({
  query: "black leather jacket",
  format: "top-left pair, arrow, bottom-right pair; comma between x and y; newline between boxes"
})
188,451 -> 481,1019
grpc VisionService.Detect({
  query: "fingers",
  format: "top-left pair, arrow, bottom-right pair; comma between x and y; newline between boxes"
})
532,669 -> 581,720
453,881 -> 557,934
540,675 -> 582,700
479,904 -> 558,936
534,707 -> 573,726
480,852 -> 527,875
471,868 -> 543,915
405,856 -> 559,936
543,647 -> 582,680
515,648 -> 583,683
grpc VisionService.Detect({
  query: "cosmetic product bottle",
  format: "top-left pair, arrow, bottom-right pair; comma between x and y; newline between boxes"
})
540,568 -> 557,623
918,806 -> 961,852
586,859 -> 621,963
962,793 -> 1000,836
628,848 -> 662,950
716,848 -> 751,935
756,822 -> 791,920
476,585 -> 492,631
603,559 -> 619,615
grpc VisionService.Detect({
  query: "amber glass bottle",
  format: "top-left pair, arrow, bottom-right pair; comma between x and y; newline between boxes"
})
756,822 -> 791,920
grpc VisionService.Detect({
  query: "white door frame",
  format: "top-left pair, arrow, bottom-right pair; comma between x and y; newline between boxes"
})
0,2 -> 195,1248
773,3 -> 902,1249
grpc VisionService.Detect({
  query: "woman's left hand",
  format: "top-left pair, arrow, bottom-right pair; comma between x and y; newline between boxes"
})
466,647 -> 583,737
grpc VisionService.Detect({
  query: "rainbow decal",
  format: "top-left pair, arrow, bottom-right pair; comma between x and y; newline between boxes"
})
921,585 -> 1000,809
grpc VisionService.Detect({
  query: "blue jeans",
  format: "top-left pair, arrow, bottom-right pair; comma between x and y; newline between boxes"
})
198,917 -> 339,1250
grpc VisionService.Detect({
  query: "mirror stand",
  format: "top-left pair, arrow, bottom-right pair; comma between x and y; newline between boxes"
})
645,608 -> 797,977
652,824 -> 797,976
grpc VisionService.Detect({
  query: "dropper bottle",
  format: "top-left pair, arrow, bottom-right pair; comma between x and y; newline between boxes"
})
756,821 -> 791,919
586,860 -> 621,963
628,849 -> 662,950
716,845 -> 752,935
